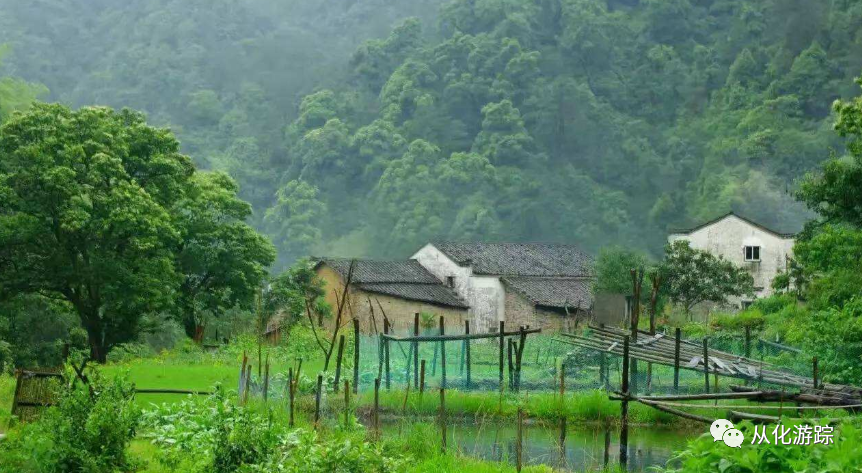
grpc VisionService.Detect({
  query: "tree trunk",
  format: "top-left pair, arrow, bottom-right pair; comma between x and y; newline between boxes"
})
85,324 -> 108,363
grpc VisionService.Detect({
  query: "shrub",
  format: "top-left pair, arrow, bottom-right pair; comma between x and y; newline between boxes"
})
0,371 -> 140,473
661,419 -> 862,472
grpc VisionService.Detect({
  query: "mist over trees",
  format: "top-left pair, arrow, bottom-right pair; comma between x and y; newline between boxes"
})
1,0 -> 860,268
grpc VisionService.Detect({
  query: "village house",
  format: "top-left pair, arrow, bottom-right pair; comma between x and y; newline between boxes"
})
668,212 -> 797,308
412,242 -> 594,332
313,258 -> 469,333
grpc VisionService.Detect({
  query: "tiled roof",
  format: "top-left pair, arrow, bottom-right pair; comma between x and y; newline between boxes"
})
356,283 -> 468,309
668,212 -> 798,238
430,242 -> 593,277
501,277 -> 593,310
317,258 -> 440,283
315,258 -> 467,309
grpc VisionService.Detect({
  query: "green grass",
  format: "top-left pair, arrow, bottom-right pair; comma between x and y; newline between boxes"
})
353,389 -> 685,426
0,374 -> 13,433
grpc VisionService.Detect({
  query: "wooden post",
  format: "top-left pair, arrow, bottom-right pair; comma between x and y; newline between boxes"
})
439,387 -> 447,453
413,313 -> 420,389
499,321 -> 505,391
439,316 -> 447,389
507,338 -> 515,390
334,334 -> 346,391
603,427 -> 611,468
10,369 -> 22,417
516,407 -> 524,472
646,362 -> 652,395
420,359 -> 426,395
599,351 -> 606,390
703,338 -> 710,394
744,326 -> 752,358
620,335 -> 630,469
288,368 -> 295,428
465,320 -> 472,388
314,374 -> 323,428
344,380 -> 351,427
404,342 -> 414,387
373,378 -> 381,439
263,355 -> 270,402
559,363 -> 566,452
673,327 -> 681,393
384,319 -> 391,390
515,326 -> 526,392
353,318 -> 360,394
813,356 -> 819,389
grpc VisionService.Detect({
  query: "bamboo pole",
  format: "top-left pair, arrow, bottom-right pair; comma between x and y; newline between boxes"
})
334,334 -> 346,391
384,319 -> 391,390
373,378 -> 381,439
420,359 -> 426,395
465,320 -> 472,388
288,368 -> 295,428
516,407 -> 524,472
413,313 -> 420,389
813,356 -> 819,389
439,387 -> 447,453
353,318 -> 360,394
263,355 -> 270,402
499,321 -> 505,390
440,316 -> 447,389
703,338 -> 710,394
674,328 -> 681,393
314,374 -> 323,428
620,335 -> 630,469
344,380 -> 351,427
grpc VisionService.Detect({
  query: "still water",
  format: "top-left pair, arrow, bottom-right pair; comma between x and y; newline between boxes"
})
381,419 -> 694,472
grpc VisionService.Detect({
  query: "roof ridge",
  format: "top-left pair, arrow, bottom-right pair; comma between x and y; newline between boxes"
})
668,211 -> 797,238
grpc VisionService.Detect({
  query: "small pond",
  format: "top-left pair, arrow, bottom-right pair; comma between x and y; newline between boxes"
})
377,419 -> 695,472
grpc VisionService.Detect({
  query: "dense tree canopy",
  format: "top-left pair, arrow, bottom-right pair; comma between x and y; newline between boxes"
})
0,104 -> 274,361
661,240 -> 754,314
2,0 -> 857,266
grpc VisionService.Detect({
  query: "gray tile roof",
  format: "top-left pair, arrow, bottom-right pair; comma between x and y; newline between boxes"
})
431,242 -> 593,277
668,211 -> 799,238
355,283 -> 468,309
317,258 -> 440,283
315,258 -> 467,309
502,277 -> 593,310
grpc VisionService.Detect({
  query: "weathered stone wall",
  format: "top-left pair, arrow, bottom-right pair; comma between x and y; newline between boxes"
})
669,215 -> 795,305
316,265 -> 468,335
503,290 -> 580,333
411,244 -> 505,332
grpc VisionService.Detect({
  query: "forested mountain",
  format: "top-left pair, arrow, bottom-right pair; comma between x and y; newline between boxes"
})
2,0 -> 860,267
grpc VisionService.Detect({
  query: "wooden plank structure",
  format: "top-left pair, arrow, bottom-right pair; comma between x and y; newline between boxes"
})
10,369 -> 63,422
379,323 -> 541,391
557,324 -> 862,396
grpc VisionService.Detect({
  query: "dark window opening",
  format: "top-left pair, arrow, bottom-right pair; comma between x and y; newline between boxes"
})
744,246 -> 761,262
446,276 -> 455,288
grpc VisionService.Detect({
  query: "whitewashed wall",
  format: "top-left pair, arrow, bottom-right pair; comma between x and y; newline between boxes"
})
411,244 -> 505,332
668,215 -> 795,304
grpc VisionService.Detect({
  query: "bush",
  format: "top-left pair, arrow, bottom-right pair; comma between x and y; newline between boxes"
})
661,419 -> 862,472
0,371 -> 140,473
141,391 -> 403,472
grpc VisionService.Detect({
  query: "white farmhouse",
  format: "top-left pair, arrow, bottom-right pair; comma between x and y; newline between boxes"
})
668,212 -> 796,308
411,242 -> 594,332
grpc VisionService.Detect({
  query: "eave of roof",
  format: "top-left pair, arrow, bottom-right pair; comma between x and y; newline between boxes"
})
314,257 -> 468,309
668,212 -> 797,238
428,241 -> 594,277
501,276 -> 593,310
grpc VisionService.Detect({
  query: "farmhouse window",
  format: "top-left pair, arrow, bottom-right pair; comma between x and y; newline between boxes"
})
446,276 -> 455,288
744,245 -> 761,262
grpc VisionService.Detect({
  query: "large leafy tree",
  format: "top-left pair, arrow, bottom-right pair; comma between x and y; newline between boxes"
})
0,104 -> 273,361
661,240 -> 754,315
175,171 -> 276,340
